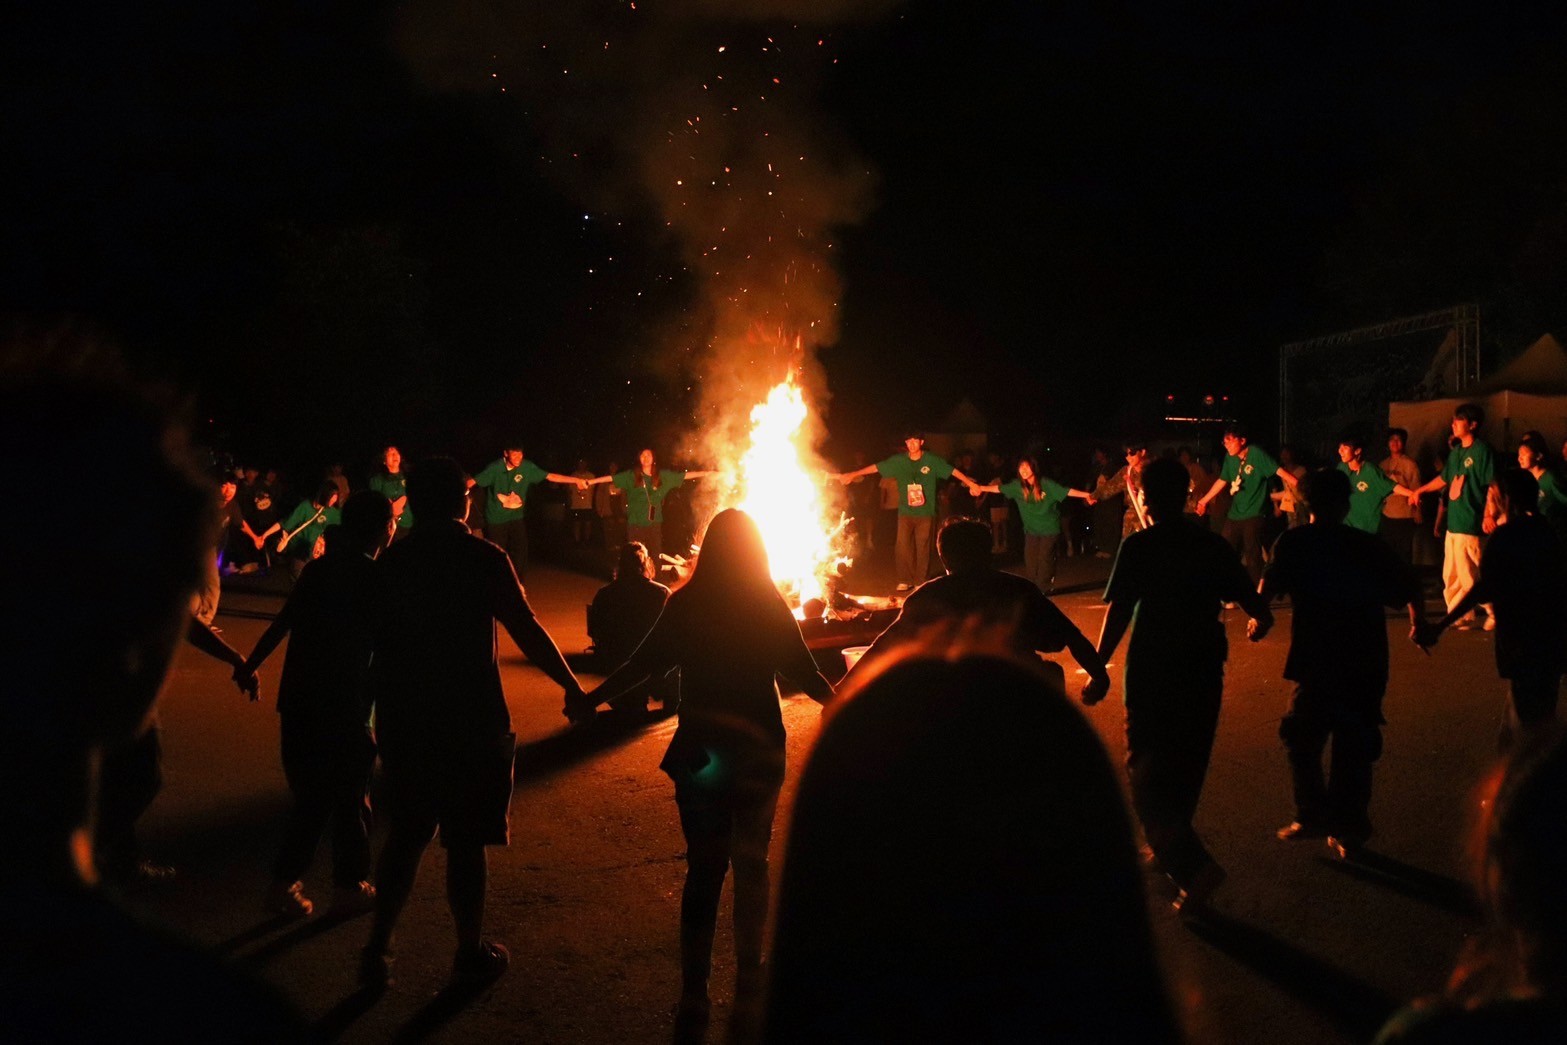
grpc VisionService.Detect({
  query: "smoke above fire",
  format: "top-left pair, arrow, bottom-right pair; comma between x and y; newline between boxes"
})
393,1 -> 893,486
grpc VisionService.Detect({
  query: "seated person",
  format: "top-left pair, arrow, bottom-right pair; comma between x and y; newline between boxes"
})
588,542 -> 673,711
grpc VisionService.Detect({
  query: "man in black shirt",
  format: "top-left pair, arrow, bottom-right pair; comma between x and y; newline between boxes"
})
1258,469 -> 1427,857
854,518 -> 1110,698
362,457 -> 587,989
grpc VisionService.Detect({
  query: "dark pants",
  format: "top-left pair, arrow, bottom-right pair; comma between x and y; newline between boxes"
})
671,756 -> 783,987
1502,664 -> 1563,750
273,721 -> 376,887
1379,516 -> 1417,565
1125,678 -> 1222,889
1223,515 -> 1264,583
895,514 -> 934,588
1278,682 -> 1384,840
487,516 -> 530,578
1023,533 -> 1059,591
99,726 -> 163,875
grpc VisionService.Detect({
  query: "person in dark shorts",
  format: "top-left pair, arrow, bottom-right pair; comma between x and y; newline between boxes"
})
851,517 -> 1110,699
243,491 -> 395,918
1258,468 -> 1428,857
577,510 -> 835,1042
1426,468 -> 1567,749
361,457 -> 587,989
1091,457 -> 1274,914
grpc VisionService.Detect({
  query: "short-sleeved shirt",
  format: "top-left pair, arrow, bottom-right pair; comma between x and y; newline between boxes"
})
474,458 -> 548,526
369,470 -> 413,530
1000,478 -> 1071,536
875,452 -> 954,517
279,501 -> 341,560
613,469 -> 688,526
1379,455 -> 1421,520
1218,445 -> 1280,520
1535,468 -> 1567,531
1339,460 -> 1398,533
1103,519 -> 1258,702
241,482 -> 278,530
1439,439 -> 1495,536
1262,523 -> 1420,692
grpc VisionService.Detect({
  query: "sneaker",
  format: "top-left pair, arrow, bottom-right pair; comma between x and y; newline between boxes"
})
264,880 -> 314,918
451,940 -> 509,985
1173,861 -> 1227,916
359,944 -> 394,990
1275,820 -> 1330,842
332,881 -> 376,914
1482,614 -> 1497,632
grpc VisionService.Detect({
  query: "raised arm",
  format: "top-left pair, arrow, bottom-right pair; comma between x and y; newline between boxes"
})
1275,467 -> 1300,488
682,469 -> 720,481
1067,487 -> 1094,500
830,463 -> 879,484
545,471 -> 590,490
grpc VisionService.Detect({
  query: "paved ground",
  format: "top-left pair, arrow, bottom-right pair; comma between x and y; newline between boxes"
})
125,548 -> 1513,1044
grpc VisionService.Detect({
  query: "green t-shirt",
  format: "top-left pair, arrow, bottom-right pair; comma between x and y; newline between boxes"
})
613,469 -> 687,526
1339,460 -> 1397,533
1439,439 -> 1495,536
369,471 -> 413,530
1536,468 -> 1567,528
475,458 -> 548,525
875,452 -> 954,517
1000,478 -> 1071,536
1218,445 -> 1280,521
279,501 -> 341,559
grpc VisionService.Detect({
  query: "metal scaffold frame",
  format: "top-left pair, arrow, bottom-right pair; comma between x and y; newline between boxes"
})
1278,303 -> 1480,445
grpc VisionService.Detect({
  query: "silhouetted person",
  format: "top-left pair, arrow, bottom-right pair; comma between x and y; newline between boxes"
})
243,491 -> 395,918
0,347 -> 300,1040
587,541 -> 672,714
1090,456 -> 1273,913
579,509 -> 835,1043
1375,729 -> 1567,1044
361,457 -> 587,988
1258,468 -> 1427,857
852,517 -> 1110,699
1426,469 -> 1567,749
766,648 -> 1183,1044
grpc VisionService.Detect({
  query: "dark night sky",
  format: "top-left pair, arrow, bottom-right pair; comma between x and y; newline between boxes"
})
6,1 -> 1565,475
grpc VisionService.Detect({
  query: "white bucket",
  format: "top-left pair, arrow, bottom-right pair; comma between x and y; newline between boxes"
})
841,645 -> 871,671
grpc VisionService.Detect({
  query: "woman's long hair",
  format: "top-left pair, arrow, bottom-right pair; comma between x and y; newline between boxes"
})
679,509 -> 779,606
635,448 -> 663,489
1016,456 -> 1043,501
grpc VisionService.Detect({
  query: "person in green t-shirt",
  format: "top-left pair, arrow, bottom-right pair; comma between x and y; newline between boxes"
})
368,445 -> 413,538
1408,402 -> 1497,628
1336,434 -> 1414,535
1516,431 -> 1567,537
277,483 -> 343,578
832,431 -> 984,591
469,445 -> 589,578
1195,424 -> 1302,583
586,448 -> 720,567
971,456 -> 1095,591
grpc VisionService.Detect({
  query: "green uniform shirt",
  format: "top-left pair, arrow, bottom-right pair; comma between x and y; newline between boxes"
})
1536,468 -> 1567,528
1439,439 -> 1495,536
876,452 -> 954,518
1218,446 -> 1280,521
279,501 -> 341,559
475,458 -> 548,526
1000,478 -> 1071,536
369,471 -> 413,530
613,469 -> 687,526
1339,460 -> 1397,533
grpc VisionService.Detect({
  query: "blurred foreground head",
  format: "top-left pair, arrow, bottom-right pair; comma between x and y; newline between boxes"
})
1,333 -> 212,750
766,645 -> 1180,1043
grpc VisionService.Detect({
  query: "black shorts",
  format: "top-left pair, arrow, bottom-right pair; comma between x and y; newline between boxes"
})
381,733 -> 516,848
